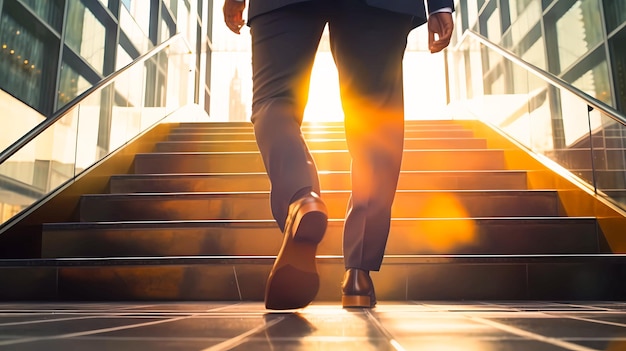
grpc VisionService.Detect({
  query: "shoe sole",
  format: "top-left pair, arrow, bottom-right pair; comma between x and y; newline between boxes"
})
342,295 -> 372,308
265,204 -> 328,310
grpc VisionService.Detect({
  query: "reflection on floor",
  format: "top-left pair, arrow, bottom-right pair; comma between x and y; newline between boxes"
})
1,301 -> 626,350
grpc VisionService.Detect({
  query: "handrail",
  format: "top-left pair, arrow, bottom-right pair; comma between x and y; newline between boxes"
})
459,30 -> 626,126
0,33 -> 191,165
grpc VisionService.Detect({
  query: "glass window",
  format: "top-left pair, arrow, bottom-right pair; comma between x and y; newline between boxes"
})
120,4 -> 152,54
603,0 -> 626,34
555,0 -> 604,72
64,0 -> 107,74
0,8 -> 57,113
507,0 -> 541,46
21,0 -> 64,32
609,29 -> 626,112
521,35 -> 546,70
509,0 -> 538,23
486,7 -> 502,42
571,59 -> 612,105
57,62 -> 91,107
121,0 -> 151,39
115,44 -> 133,70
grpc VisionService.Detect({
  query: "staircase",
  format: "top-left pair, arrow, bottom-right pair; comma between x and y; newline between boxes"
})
2,120 -> 625,301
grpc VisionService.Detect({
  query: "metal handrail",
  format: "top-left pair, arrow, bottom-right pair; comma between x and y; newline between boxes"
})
458,30 -> 626,126
0,33 -> 191,165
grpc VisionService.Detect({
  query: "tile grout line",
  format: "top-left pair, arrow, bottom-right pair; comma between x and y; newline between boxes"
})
0,304 -> 242,347
200,315 -> 284,351
0,315 -> 112,327
556,302 -> 613,311
561,315 -> 626,328
364,309 -> 407,351
468,315 -> 601,351
233,266 -> 243,301
0,315 -> 195,347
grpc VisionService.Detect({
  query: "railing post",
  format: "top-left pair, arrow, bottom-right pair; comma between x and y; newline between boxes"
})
587,104 -> 598,194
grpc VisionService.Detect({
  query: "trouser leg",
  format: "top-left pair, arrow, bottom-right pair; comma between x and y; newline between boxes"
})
249,3 -> 327,231
328,1 -> 412,271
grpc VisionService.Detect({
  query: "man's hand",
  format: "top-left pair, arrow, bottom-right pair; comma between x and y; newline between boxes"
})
428,12 -> 454,53
223,0 -> 246,34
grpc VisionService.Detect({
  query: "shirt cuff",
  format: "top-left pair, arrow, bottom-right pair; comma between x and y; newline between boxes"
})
430,7 -> 453,14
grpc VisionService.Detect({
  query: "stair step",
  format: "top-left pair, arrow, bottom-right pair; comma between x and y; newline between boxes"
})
134,150 -> 507,173
167,129 -> 474,141
78,190 -> 560,221
176,120 -> 466,129
110,170 -> 528,193
169,124 -> 470,134
1,254 -> 624,301
155,138 -> 488,152
42,217 -> 599,257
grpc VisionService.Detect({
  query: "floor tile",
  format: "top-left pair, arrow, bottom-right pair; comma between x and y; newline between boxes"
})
0,301 -> 626,350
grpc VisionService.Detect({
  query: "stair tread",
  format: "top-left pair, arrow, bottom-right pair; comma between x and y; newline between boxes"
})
84,189 -> 557,196
44,216 -> 596,228
112,170 -> 529,177
2,253 -> 625,267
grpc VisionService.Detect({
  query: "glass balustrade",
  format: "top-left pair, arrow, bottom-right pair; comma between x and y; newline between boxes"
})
449,32 -> 626,210
0,35 -> 192,226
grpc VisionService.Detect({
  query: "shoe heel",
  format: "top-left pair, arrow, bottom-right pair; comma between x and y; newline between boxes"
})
293,202 -> 327,244
342,295 -> 371,308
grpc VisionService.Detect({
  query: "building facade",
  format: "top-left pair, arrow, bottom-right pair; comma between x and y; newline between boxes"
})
0,0 -> 212,133
0,0 -> 213,224
450,0 -> 626,112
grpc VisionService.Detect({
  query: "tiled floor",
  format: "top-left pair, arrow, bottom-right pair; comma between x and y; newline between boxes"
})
1,302 -> 626,350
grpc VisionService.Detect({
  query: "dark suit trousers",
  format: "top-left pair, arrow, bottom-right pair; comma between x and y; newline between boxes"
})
250,0 -> 413,271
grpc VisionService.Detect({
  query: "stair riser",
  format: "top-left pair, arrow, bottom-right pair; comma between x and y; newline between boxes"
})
3,261 -> 622,301
168,130 -> 474,141
134,150 -> 507,174
171,123 -> 468,133
155,138 -> 488,152
109,171 -> 528,193
42,219 -> 599,257
79,191 -> 559,221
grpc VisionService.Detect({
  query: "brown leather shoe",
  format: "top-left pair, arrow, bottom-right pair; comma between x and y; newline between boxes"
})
265,192 -> 328,310
341,268 -> 377,308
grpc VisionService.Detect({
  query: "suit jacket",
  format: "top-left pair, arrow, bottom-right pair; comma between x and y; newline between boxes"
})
248,0 -> 455,28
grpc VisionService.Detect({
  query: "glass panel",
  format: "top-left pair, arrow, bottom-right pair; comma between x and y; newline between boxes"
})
555,0 -> 603,72
447,32 -> 626,212
603,0 -> 626,34
21,0 -> 64,32
1,36 -> 193,227
64,0 -> 107,74
571,59 -> 612,105
548,88 -> 595,185
120,5 -> 152,54
0,9 -> 57,113
0,110 -> 78,223
593,113 -> 626,208
520,35 -> 546,70
506,0 -> 541,46
609,28 -> 626,112
57,61 -> 91,107
122,0 -> 151,37
116,44 -> 133,70
0,90 -> 45,151
486,7 -> 502,43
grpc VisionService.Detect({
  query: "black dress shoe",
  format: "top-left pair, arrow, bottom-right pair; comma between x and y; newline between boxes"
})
341,268 -> 377,308
265,192 -> 328,310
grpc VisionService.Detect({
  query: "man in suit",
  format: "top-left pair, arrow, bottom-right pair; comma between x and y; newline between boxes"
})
224,0 -> 454,310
